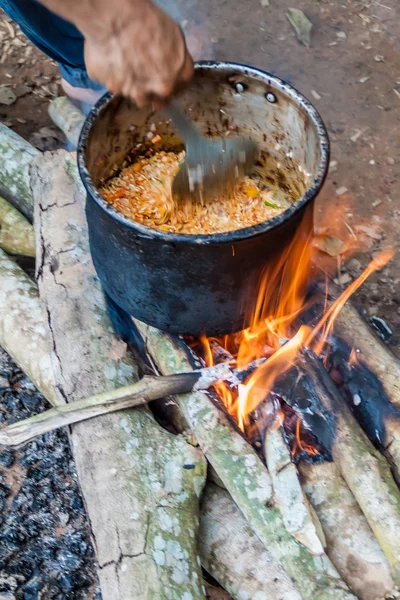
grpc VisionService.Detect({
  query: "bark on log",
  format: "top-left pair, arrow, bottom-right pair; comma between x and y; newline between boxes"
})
135,322 -> 356,600
0,123 -> 38,220
0,248 -> 56,404
264,425 -> 326,555
32,149 -> 207,600
278,348 -> 400,584
48,97 -> 85,149
299,461 -> 395,600
200,483 -> 303,600
0,196 -> 35,256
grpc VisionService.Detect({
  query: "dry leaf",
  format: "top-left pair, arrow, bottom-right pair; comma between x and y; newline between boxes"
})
260,0 -> 270,5
336,186 -> 348,197
355,224 -> 382,240
286,8 -> 312,46
0,85 -> 16,106
315,234 -> 346,257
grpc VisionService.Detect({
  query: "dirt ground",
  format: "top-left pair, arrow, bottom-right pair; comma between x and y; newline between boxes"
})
1,0 -> 399,356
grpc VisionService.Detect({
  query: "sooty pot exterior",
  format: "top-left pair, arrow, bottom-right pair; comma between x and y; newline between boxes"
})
78,62 -> 329,336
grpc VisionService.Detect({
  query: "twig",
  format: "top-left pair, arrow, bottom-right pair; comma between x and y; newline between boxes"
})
0,365 -> 231,446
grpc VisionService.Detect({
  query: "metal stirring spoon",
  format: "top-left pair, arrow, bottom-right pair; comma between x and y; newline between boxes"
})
163,100 -> 259,204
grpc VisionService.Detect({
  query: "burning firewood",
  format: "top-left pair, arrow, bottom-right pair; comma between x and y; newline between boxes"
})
0,122 -> 38,220
29,149 -> 209,600
300,461 -> 396,600
0,196 -> 35,256
275,348 -> 400,585
199,483 -> 303,600
135,322 -> 356,599
321,287 -> 400,484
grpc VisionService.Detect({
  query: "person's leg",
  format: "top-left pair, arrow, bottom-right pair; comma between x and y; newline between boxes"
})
0,0 -> 105,102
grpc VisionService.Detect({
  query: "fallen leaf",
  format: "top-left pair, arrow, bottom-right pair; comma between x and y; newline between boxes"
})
336,30 -> 347,39
315,234 -> 346,257
0,85 -> 16,106
311,89 -> 321,100
355,224 -> 382,240
336,186 -> 348,197
260,0 -> 270,5
286,8 -> 312,46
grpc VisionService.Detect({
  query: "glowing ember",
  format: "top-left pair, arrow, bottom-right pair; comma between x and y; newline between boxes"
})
193,209 -> 394,451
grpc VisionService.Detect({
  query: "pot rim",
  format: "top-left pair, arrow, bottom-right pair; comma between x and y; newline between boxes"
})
77,60 -> 330,245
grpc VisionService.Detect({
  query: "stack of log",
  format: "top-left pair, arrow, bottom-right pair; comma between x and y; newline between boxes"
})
0,99 -> 400,600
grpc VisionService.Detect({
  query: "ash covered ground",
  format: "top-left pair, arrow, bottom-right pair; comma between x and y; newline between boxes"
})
0,348 -> 100,600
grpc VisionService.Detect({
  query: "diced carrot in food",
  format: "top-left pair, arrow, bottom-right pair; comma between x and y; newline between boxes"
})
245,181 -> 259,198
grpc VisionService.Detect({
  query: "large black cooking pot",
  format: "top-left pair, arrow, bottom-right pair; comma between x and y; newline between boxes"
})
78,62 -> 329,336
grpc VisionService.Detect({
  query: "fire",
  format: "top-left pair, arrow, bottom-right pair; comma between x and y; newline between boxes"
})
197,209 -> 394,444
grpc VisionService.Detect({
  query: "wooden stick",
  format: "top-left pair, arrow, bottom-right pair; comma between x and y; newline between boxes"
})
0,366 -> 231,446
0,248 -> 57,405
32,149 -> 207,600
300,461 -> 396,600
135,321 -> 356,600
0,123 -> 38,220
0,196 -> 35,256
199,483 -> 303,600
278,348 -> 400,584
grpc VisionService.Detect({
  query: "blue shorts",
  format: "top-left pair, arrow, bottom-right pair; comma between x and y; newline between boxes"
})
0,0 -> 104,90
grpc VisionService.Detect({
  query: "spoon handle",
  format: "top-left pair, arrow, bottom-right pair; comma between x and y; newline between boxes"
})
163,100 -> 201,144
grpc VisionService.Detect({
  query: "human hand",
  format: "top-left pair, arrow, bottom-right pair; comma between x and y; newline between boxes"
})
82,0 -> 193,106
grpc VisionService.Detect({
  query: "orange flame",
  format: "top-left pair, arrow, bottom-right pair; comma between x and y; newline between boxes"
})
199,209 -> 394,441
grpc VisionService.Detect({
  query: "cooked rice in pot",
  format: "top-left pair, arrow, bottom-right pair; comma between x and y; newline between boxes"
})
100,150 -> 293,235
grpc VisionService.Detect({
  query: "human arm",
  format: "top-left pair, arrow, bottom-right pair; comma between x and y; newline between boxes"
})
37,0 -> 193,106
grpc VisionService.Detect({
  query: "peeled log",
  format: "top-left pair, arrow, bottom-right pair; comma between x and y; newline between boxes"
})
0,196 -> 35,256
136,322 -> 356,600
0,123 -> 38,220
0,249 -> 56,404
200,483 -> 303,600
300,461 -> 395,600
32,149 -> 207,600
